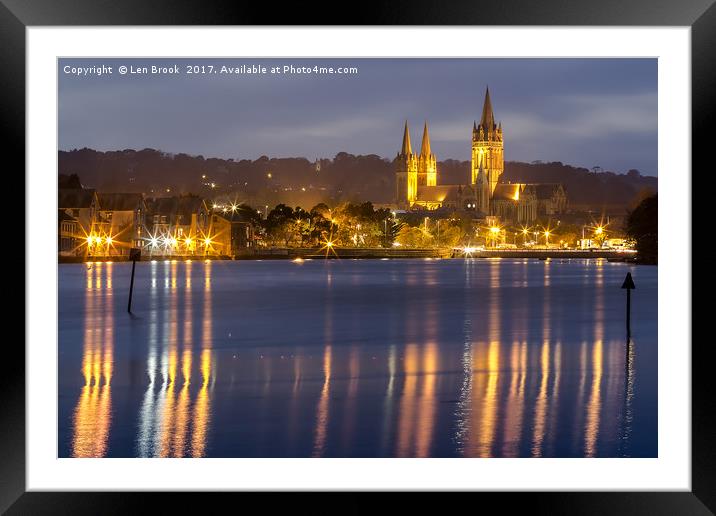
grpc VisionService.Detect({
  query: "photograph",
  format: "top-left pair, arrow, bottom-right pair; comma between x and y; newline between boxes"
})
56,57 -> 659,459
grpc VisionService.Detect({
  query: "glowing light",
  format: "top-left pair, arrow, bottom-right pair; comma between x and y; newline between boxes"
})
204,237 -> 212,246
326,241 -> 334,248
185,237 -> 193,246
94,236 -> 102,244
490,227 -> 500,234
86,236 -> 93,245
149,237 -> 159,247
105,236 -> 113,245
293,257 -> 304,263
594,226 -> 604,235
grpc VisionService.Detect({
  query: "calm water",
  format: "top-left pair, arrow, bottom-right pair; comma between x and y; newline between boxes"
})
58,258 -> 657,458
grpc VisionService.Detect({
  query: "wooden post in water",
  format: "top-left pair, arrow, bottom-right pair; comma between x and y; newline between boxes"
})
128,247 -> 141,313
621,272 -> 636,340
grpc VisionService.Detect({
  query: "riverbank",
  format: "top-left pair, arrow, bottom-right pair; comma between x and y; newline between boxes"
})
59,247 -> 637,263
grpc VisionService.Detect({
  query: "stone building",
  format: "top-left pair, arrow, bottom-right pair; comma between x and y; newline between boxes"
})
395,87 -> 567,223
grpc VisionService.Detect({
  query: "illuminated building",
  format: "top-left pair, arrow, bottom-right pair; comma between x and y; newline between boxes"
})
145,195 -> 211,255
395,87 -> 567,223
471,87 -> 504,212
58,188 -> 147,257
96,193 -> 146,252
394,121 -> 419,206
418,121 -> 437,188
58,188 -> 99,256
211,210 -> 256,256
491,183 -> 567,223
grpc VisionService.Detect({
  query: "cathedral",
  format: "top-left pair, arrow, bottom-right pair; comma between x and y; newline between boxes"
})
395,87 -> 566,223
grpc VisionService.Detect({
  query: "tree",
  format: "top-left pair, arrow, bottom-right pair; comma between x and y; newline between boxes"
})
395,226 -> 433,248
265,204 -> 296,246
625,194 -> 657,264
385,220 -> 406,247
439,225 -> 462,248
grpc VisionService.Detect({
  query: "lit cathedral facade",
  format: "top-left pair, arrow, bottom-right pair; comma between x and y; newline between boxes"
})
395,88 -> 566,222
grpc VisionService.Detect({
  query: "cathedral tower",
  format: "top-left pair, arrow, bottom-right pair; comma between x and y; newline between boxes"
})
395,121 -> 418,207
417,121 -> 437,187
471,87 -> 504,212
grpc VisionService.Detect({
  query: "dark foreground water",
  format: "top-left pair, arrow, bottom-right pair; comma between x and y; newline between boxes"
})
58,258 -> 657,458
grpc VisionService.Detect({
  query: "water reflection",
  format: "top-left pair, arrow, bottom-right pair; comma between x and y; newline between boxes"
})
584,261 -> 604,457
312,273 -> 333,457
62,259 -> 654,458
396,343 -> 439,457
532,260 -> 551,457
135,261 -> 214,458
396,275 -> 440,457
619,340 -> 636,457
72,263 -> 114,457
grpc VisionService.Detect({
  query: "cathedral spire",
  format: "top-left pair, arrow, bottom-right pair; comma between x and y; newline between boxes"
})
400,120 -> 412,155
479,86 -> 495,132
420,121 -> 432,157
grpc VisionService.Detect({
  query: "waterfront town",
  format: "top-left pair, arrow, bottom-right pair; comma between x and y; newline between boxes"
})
59,89 -> 646,261
55,59 -> 660,461
58,182 -> 633,260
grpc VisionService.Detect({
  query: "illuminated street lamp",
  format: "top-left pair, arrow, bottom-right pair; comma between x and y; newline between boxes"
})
520,226 -> 531,246
489,226 -> 501,248
593,225 -> 607,248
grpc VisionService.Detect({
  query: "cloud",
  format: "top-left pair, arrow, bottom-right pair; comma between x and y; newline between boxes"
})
504,92 -> 657,141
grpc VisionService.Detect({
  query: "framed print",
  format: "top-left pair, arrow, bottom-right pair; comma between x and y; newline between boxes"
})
3,0 -> 711,512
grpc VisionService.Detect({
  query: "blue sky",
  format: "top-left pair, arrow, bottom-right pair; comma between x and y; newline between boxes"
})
59,58 -> 657,176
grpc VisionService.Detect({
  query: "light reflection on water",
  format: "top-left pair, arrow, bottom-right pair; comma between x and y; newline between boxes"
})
59,258 -> 657,458
133,260 -> 214,458
71,263 -> 113,457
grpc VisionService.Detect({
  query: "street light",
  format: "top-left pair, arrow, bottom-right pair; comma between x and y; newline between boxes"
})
594,225 -> 607,248
520,226 -> 530,247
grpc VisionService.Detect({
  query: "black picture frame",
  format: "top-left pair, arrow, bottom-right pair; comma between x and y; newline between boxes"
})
3,0 -> 708,512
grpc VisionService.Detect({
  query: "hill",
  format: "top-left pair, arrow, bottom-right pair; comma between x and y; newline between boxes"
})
58,148 -> 657,209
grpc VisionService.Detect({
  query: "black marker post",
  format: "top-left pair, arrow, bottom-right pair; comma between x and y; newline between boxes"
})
621,272 -> 636,340
127,247 -> 141,313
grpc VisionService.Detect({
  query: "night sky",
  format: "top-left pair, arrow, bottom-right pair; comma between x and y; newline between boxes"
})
59,58 -> 657,176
